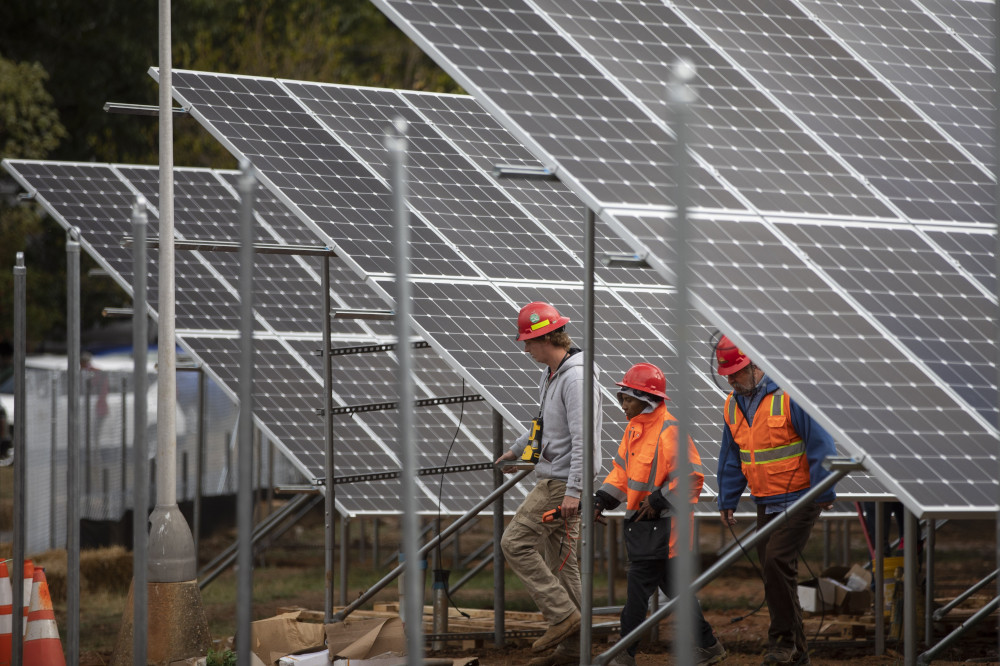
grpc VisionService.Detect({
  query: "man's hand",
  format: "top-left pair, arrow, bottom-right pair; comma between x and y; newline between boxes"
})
561,495 -> 580,519
719,509 -> 737,527
817,501 -> 834,511
636,497 -> 659,521
494,450 -> 517,473
593,510 -> 607,525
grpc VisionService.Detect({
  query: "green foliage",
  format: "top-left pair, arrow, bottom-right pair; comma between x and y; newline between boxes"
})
206,647 -> 238,666
0,59 -> 67,159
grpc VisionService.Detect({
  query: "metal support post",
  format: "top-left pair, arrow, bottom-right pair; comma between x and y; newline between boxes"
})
823,520 -> 831,569
13,253 -> 26,666
934,569 -> 998,621
842,518 -> 851,565
668,59 -> 697,666
194,368 -> 205,559
387,117 -> 422,662
50,375 -> 59,549
67,231 -> 82,666
120,377 -> 128,513
492,409 -> 506,647
131,199 -> 149,666
874,501 -> 885,655
579,205 -> 596,663
904,508 -> 917,665
322,252 -> 335,624
373,518 -> 380,568
925,519 -> 935,645
606,517 -> 616,605
918,596 -> 1000,666
339,515 -> 349,607
235,162 -> 257,666
359,516 -> 366,563
85,374 -> 92,496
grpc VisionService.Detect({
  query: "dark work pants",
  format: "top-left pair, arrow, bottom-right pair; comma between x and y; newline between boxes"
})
619,557 -> 716,656
756,502 -> 823,653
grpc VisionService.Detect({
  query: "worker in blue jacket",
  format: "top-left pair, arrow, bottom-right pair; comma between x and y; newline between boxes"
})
715,336 -> 836,666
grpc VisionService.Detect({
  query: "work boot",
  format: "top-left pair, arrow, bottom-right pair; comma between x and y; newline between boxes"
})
761,645 -> 809,665
696,638 -> 727,665
608,651 -> 636,666
527,643 -> 581,666
532,610 -> 581,653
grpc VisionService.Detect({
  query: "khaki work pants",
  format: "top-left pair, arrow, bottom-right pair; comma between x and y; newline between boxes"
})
501,479 -> 582,625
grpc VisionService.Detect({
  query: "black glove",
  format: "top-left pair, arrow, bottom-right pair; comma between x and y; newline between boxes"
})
594,490 -> 620,513
645,489 -> 669,513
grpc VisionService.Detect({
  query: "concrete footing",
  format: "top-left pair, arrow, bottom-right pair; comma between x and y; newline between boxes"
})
110,579 -> 212,665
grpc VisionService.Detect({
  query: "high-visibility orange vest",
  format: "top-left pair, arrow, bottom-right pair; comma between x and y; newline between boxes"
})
723,389 -> 810,498
600,403 -> 704,557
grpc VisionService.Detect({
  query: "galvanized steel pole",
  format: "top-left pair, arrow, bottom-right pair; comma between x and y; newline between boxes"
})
579,207 -> 596,663
904,509 -> 917,665
322,253 -> 335,623
67,230 -> 82,666
12,253 -> 26,666
492,409 -> 506,648
669,59 -> 697,666
236,162 -> 257,666
993,1 -> 1000,655
132,197 -> 150,666
387,116 -> 422,661
874,502 -> 885,655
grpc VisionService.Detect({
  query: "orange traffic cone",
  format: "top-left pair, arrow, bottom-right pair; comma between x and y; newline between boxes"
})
21,560 -> 33,635
0,560 -> 11,666
22,567 -> 65,666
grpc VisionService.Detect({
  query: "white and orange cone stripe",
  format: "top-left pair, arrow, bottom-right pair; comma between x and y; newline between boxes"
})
22,567 -> 65,666
0,560 -> 11,666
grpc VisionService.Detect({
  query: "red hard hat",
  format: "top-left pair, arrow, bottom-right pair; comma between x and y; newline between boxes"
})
616,362 -> 669,399
716,335 -> 751,376
516,301 -> 570,341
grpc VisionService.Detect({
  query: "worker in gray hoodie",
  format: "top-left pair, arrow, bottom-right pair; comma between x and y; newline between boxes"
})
495,301 -> 603,666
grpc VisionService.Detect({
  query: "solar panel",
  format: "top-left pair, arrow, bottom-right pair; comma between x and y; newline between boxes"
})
368,0 -> 998,516
2,158 -> 528,516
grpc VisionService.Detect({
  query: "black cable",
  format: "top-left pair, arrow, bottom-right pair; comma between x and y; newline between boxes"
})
434,378 -> 471,619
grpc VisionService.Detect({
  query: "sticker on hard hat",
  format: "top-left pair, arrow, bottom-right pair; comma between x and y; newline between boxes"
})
530,319 -> 550,331
529,313 -> 541,324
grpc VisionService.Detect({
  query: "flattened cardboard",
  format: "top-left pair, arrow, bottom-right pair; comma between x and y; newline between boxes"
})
324,616 -> 406,659
250,611 -> 326,665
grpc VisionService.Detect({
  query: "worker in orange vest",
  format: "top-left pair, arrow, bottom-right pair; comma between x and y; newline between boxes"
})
594,363 -> 726,666
715,336 -> 837,665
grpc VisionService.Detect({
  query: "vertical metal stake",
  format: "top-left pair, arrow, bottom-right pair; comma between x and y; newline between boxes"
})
579,207 -> 596,663
13,253 -> 26,666
50,375 -> 58,550
874,501 -> 885,655
924,520 -> 935,645
340,515 -> 349,607
387,116 -> 422,661
194,368 -> 205,559
322,253 -> 335,623
904,508 -> 917,665
132,199 -> 150,666
668,59 -> 698,666
235,161 -> 257,666
67,231 -> 81,666
120,377 -> 128,514
492,408 -> 506,648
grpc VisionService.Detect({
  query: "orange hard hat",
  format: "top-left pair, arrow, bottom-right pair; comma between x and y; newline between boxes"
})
516,302 -> 570,341
716,335 -> 751,376
616,362 -> 668,399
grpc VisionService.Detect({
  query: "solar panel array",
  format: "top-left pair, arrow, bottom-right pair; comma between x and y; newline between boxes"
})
365,0 -> 999,516
2,159 -> 527,517
139,71 -> 890,508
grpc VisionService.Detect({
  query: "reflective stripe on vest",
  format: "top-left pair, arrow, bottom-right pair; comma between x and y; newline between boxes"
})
624,419 -> 673,518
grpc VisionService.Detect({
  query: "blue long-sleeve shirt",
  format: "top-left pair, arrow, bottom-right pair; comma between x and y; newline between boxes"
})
717,374 -> 837,510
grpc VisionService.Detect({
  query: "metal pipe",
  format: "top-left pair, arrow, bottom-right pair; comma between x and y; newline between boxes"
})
13,253 -> 26,666
388,116 -> 422,661
918,596 -> 999,666
67,231 -> 81,666
594,464 -> 852,664
85,373 -> 92,496
323,252 -> 335,624
340,515 -> 349,607
492,409 -> 506,648
904,508 -> 917,665
373,517 -> 380,568
236,160 -> 256,666
842,518 -> 851,566
579,205 -> 596,663
333,469 -> 530,622
194,368 -> 206,559
607,517 -> 617,605
933,569 -> 998,621
823,520 -> 831,569
50,375 -> 58,550
120,376 -> 128,516
668,58 -> 697,666
925,519 -> 935,645
993,2 -> 1000,656
874,500 -> 885,655
131,198 -> 149,666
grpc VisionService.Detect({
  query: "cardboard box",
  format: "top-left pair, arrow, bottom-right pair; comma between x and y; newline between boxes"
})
250,611 -> 326,666
797,576 -> 837,612
821,565 -> 873,615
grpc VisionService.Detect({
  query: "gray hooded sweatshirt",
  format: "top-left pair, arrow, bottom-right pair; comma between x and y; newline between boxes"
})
510,349 -> 604,499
